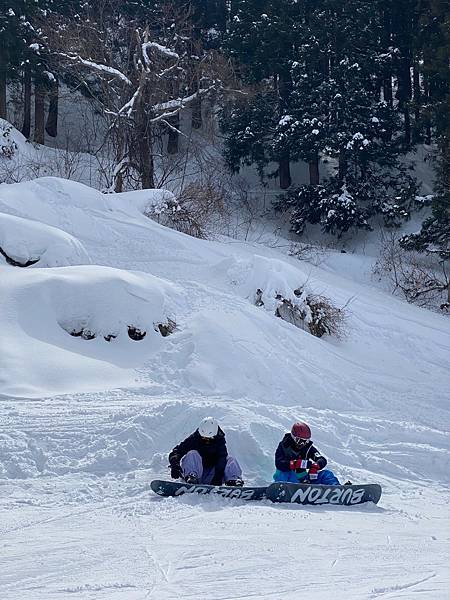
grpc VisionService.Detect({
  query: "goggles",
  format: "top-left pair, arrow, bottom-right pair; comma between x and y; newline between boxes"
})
291,434 -> 310,447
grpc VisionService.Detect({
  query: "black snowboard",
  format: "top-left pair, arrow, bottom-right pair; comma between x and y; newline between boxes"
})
151,479 -> 268,501
266,482 -> 382,506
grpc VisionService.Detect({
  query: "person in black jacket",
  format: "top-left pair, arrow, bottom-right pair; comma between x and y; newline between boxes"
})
274,421 -> 340,485
169,417 -> 244,486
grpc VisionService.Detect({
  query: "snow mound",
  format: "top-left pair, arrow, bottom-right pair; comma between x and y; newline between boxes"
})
111,188 -> 176,216
228,254 -> 315,310
0,266 -> 183,398
0,176 -> 176,234
0,177 -> 118,228
0,212 -> 90,267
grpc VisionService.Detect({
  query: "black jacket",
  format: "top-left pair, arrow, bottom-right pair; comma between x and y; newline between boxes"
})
275,433 -> 327,474
169,428 -> 228,485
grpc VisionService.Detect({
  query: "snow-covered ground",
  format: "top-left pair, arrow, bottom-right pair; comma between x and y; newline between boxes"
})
1,176 -> 449,599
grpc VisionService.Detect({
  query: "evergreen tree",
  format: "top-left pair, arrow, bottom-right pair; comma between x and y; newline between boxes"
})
221,0 -> 303,188
0,0 -> 41,119
401,0 -> 450,279
273,0 -> 419,236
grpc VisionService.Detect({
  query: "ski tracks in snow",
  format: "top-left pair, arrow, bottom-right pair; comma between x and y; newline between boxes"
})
370,572 -> 437,598
1,392 -> 450,599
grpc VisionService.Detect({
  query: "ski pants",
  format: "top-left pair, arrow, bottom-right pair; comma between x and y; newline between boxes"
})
181,450 -> 242,485
273,468 -> 340,485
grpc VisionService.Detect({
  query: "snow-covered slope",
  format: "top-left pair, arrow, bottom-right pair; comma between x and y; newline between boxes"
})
0,177 -> 449,599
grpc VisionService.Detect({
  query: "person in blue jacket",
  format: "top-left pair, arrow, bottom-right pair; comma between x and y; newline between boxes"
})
274,421 -> 340,485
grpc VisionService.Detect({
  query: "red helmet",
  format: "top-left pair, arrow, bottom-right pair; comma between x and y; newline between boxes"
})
291,422 -> 311,445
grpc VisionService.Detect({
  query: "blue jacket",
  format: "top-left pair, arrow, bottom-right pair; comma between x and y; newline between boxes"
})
275,433 -> 327,474
169,428 -> 228,485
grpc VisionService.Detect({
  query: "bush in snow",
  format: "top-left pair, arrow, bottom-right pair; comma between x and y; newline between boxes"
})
145,181 -> 229,239
374,232 -> 449,311
275,171 -> 421,238
256,287 -> 347,339
0,123 -> 18,160
154,317 -> 177,337
287,241 -> 328,266
400,150 -> 449,309
276,184 -> 370,237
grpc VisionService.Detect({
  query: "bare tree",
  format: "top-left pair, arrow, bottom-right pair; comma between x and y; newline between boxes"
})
374,232 -> 449,310
51,2 -> 216,190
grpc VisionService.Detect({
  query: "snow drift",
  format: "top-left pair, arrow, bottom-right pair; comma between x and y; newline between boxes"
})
0,212 -> 90,267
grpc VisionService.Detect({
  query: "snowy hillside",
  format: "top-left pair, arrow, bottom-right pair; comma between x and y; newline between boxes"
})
1,177 -> 449,599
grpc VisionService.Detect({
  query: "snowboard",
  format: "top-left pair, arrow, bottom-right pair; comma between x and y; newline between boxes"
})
150,479 -> 268,501
266,482 -> 382,506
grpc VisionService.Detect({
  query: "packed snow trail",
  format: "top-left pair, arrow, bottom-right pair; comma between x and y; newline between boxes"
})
1,177 -> 449,598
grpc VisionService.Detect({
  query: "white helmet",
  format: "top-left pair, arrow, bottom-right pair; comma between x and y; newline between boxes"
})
198,417 -> 219,438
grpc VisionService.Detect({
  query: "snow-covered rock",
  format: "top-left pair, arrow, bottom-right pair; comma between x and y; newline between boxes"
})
0,265 -> 183,398
0,212 -> 90,267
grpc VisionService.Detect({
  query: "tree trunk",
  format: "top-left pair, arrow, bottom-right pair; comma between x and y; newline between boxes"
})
136,96 -> 154,189
403,105 -> 411,147
278,70 -> 292,190
114,170 -> 124,193
113,134 -> 126,193
191,95 -> 202,129
167,112 -> 180,154
423,76 -> 431,144
382,0 -> 393,106
309,153 -> 320,185
45,79 -> 59,138
139,124 -> 154,189
34,82 -> 46,144
338,149 -> 347,183
383,76 -> 393,106
22,67 -> 32,138
279,154 -> 291,189
412,61 -> 421,143
0,53 -> 7,120
214,0 -> 228,32
189,24 -> 202,130
392,1 -> 412,147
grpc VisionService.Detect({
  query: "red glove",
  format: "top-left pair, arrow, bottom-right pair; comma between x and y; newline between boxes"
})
308,462 -> 320,480
290,459 -> 309,471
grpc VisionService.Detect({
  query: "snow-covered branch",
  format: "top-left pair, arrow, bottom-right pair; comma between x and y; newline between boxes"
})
59,53 -> 132,86
153,86 -> 214,115
159,119 -> 187,138
118,88 -> 140,117
142,42 -> 179,68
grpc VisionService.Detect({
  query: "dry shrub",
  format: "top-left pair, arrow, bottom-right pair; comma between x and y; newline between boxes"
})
303,294 -> 347,338
287,241 -> 329,266
154,318 -> 177,337
175,181 -> 230,238
373,232 -> 449,311
146,180 -> 229,239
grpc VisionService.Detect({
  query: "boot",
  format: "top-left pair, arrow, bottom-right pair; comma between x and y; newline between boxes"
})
184,474 -> 199,484
225,478 -> 244,487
